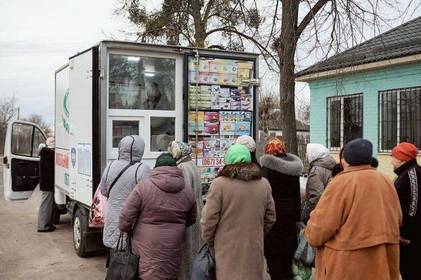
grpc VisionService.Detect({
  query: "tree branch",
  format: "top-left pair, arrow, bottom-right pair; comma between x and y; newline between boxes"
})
296,0 -> 330,40
206,27 -> 281,70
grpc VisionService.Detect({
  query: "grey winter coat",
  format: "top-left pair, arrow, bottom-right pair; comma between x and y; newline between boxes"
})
301,155 -> 336,223
100,136 -> 151,249
177,155 -> 203,280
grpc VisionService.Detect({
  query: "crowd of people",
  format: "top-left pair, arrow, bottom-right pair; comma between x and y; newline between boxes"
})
37,134 -> 421,280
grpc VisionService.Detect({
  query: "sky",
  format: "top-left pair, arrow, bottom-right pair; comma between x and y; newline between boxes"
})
0,0 -> 420,125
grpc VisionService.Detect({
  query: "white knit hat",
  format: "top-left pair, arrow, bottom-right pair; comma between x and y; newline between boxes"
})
235,135 -> 256,152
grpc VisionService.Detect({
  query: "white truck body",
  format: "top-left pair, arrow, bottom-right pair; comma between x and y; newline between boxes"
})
3,41 -> 259,256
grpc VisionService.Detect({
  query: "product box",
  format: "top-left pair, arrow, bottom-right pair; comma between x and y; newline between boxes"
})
220,111 -> 234,122
203,136 -> 222,157
188,57 -> 198,72
220,122 -> 236,135
219,136 -> 236,151
199,59 -> 210,72
188,122 -> 204,135
189,137 -> 204,157
235,121 -> 251,136
188,71 -> 198,83
209,73 -> 219,84
240,111 -> 252,121
219,88 -> 231,98
204,112 -> 219,123
230,102 -> 241,110
209,60 -> 218,73
203,122 -> 220,135
199,73 -> 210,84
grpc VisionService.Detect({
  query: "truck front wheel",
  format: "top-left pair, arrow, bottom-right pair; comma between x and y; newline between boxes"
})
73,208 -> 88,257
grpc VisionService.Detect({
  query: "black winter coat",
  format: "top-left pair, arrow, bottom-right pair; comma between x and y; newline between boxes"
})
260,154 -> 304,256
39,147 -> 55,192
394,159 -> 421,241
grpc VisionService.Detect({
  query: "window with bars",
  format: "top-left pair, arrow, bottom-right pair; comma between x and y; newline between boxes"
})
379,86 -> 421,152
327,94 -> 363,149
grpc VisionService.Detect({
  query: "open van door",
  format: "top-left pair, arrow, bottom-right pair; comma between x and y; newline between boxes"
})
3,121 -> 47,201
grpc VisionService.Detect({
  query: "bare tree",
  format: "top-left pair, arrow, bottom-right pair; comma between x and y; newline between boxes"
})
0,96 -> 18,154
24,114 -> 52,135
116,0 -> 276,59
259,0 -> 418,154
117,0 -> 418,154
258,93 -> 280,134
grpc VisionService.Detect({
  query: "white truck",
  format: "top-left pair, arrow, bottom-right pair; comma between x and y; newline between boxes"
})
3,41 -> 259,257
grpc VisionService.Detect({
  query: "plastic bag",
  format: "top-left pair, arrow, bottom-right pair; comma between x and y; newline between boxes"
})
89,185 -> 106,227
191,244 -> 216,280
294,227 -> 315,266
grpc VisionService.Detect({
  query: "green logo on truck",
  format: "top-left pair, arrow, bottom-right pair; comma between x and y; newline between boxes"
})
62,89 -> 70,133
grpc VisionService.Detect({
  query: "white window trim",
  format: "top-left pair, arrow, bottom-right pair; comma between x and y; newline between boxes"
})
327,94 -> 362,150
379,88 -> 421,153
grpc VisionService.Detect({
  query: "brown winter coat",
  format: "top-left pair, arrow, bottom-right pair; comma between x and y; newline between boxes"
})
119,166 -> 196,280
201,163 -> 276,280
305,165 -> 402,280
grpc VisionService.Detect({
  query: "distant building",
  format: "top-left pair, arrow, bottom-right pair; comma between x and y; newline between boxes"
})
296,16 -> 421,177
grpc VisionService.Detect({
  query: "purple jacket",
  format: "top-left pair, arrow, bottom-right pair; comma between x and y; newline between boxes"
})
119,166 -> 197,280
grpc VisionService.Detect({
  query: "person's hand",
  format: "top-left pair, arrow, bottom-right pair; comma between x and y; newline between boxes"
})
400,237 -> 411,245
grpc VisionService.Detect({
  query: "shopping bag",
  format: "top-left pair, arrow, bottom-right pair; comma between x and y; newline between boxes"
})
294,229 -> 315,267
106,232 -> 139,280
89,185 -> 106,227
292,260 -> 312,280
191,244 -> 216,280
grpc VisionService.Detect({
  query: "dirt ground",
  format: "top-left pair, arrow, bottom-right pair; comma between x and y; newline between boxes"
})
0,162 -> 106,279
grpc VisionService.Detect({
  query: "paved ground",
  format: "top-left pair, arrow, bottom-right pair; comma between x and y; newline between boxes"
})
0,162 -> 106,279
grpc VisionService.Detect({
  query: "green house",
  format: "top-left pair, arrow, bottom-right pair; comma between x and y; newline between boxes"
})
296,17 -> 421,177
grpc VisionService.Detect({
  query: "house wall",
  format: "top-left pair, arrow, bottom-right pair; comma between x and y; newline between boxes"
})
308,62 -> 421,178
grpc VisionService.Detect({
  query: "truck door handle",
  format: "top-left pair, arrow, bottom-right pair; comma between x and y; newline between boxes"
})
3,156 -> 7,165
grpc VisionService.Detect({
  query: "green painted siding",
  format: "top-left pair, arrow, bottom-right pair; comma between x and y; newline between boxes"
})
309,62 -> 421,152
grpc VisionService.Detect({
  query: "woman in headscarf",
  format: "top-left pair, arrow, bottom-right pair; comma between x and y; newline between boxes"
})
168,141 -> 202,279
301,143 -> 336,223
100,135 -> 151,252
235,135 -> 258,164
260,137 -> 304,279
119,153 -> 197,279
201,144 -> 276,280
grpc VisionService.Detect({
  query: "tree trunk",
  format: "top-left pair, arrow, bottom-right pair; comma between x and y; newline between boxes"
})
277,0 -> 299,154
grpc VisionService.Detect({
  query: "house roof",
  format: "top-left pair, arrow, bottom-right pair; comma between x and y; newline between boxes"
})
296,16 -> 421,77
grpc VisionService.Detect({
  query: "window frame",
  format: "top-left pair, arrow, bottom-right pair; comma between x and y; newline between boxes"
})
326,93 -> 363,150
106,50 -> 183,160
378,86 -> 421,153
11,123 -> 46,158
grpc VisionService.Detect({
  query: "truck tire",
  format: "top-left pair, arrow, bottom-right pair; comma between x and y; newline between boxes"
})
73,208 -> 88,257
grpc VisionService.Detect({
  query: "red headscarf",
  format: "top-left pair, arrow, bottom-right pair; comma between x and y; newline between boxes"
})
265,137 -> 286,156
392,142 -> 418,161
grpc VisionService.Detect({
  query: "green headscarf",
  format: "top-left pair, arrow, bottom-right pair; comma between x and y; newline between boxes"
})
224,144 -> 251,165
155,153 -> 177,168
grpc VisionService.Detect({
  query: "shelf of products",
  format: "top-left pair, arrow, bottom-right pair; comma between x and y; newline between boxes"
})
187,56 -> 255,185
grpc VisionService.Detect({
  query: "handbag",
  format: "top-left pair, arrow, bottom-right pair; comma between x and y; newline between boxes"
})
106,232 -> 139,280
191,244 -> 216,280
89,162 -> 141,227
89,185 -> 107,227
294,229 -> 315,267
